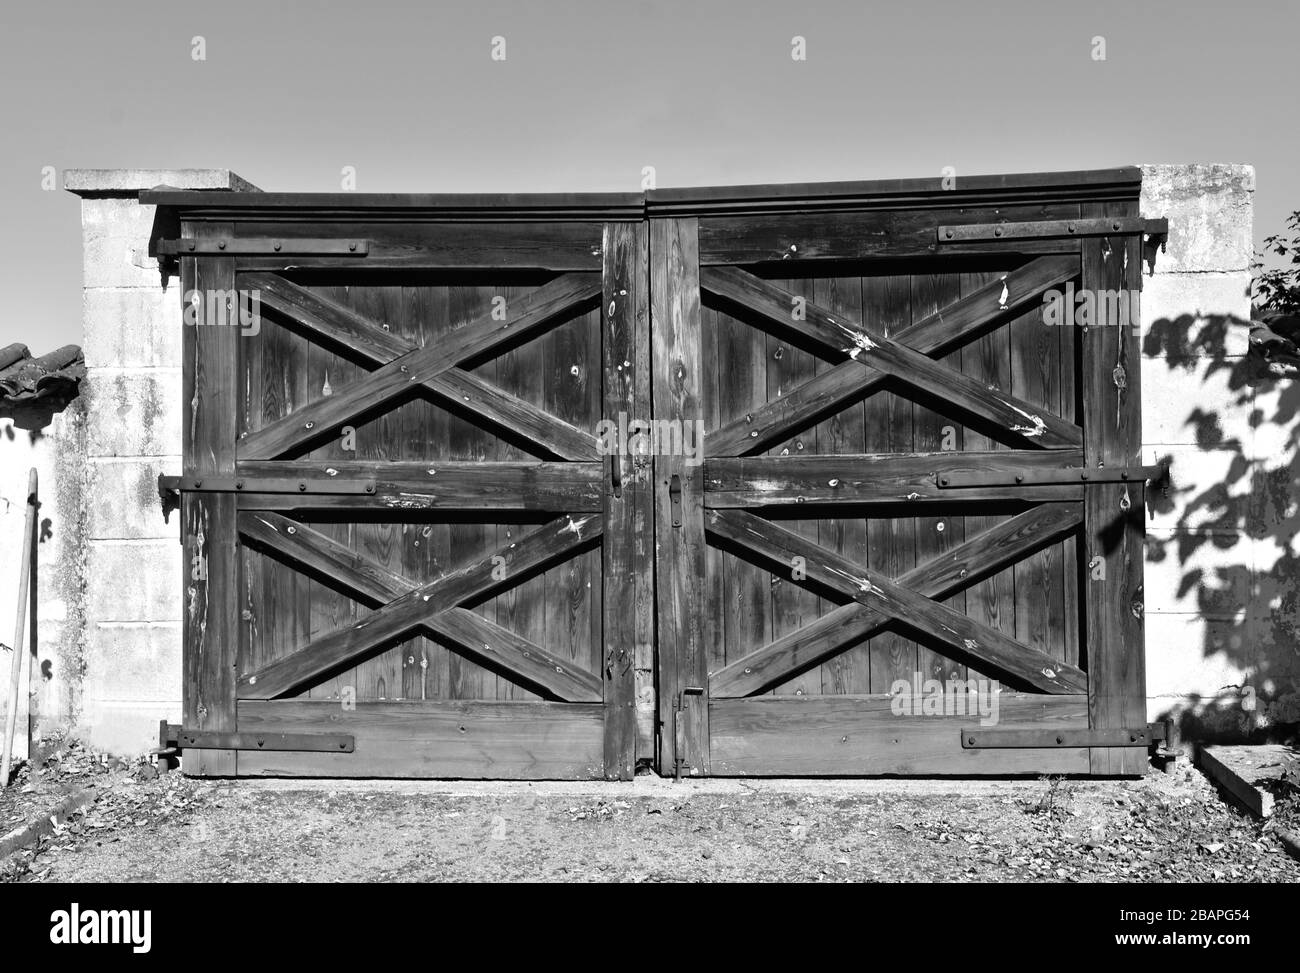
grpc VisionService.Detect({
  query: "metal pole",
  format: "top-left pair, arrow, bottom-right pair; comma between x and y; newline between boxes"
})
1,468 -> 38,787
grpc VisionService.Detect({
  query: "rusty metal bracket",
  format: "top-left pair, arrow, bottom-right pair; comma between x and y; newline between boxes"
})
936,464 -> 1168,490
157,237 -> 369,257
158,723 -> 354,753
960,724 -> 1163,749
936,216 -> 1168,244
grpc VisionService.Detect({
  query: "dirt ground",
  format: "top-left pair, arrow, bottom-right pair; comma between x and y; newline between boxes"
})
4,742 -> 1299,882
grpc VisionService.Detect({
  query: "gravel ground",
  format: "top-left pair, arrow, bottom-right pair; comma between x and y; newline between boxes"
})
4,741 -> 1299,882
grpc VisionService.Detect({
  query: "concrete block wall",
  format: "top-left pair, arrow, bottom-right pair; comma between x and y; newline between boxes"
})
64,169 -> 255,754
1139,163 -> 1298,739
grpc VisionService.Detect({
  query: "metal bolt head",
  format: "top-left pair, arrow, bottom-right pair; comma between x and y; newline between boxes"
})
218,240 -> 227,250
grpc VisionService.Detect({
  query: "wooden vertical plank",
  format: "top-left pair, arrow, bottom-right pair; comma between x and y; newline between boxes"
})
305,283 -> 357,703
1082,201 -> 1147,775
1060,250 -> 1082,670
602,222 -> 652,779
493,281 -> 544,702
700,303 -> 727,684
237,279 -> 264,686
423,284 -> 453,700
350,284 -> 405,700
181,221 -> 238,776
813,274 -> 869,694
447,284 -> 495,701
716,302 -> 771,698
391,283 -> 437,702
651,217 -> 709,775
958,270 -> 1015,680
255,289 -> 309,682
863,273 -> 915,692
544,298 -> 595,685
910,273 -> 965,684
769,274 -> 819,696
1010,289 -> 1067,664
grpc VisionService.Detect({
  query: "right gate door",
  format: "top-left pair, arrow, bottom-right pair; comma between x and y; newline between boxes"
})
649,170 -> 1155,776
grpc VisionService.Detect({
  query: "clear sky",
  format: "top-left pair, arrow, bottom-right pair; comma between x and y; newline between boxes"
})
1,0 -> 1295,351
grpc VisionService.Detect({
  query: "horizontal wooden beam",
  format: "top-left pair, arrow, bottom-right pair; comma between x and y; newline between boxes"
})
703,266 -> 1082,450
709,502 -> 1084,696
235,461 -> 603,512
708,509 -> 1088,694
704,450 -> 1085,506
705,255 -> 1079,456
235,222 -> 606,270
709,694 -> 1090,776
695,204 -> 1088,264
237,700 -> 605,779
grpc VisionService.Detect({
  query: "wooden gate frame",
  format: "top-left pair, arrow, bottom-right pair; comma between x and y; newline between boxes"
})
647,168 -> 1159,776
149,167 -> 1159,778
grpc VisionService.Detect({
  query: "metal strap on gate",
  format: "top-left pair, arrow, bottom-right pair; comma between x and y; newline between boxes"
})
156,722 -> 354,755
157,474 -> 376,523
936,464 -> 1169,490
961,723 -> 1169,750
935,216 -> 1168,272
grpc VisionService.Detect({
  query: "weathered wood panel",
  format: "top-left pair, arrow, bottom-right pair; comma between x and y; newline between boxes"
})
238,700 -> 604,778
601,222 -> 653,777
1082,201 -> 1147,775
181,221 -> 239,776
710,694 -> 1090,775
651,217 -> 709,774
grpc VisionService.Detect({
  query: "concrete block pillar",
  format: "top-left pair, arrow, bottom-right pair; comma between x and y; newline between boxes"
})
1137,164 -> 1292,738
64,169 -> 257,755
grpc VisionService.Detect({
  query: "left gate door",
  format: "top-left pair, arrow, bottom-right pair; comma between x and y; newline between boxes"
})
163,199 -> 651,779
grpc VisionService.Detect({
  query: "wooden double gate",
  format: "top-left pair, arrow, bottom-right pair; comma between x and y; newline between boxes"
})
147,168 -> 1164,778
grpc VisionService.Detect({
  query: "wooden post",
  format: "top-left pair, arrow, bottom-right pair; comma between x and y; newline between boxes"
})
1080,201 -> 1148,775
601,221 -> 652,779
1,468 -> 37,787
650,217 -> 709,776
181,222 -> 239,776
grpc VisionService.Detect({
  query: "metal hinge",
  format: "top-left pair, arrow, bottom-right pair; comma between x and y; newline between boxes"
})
156,723 -> 354,753
157,237 -> 369,257
961,723 -> 1167,749
158,474 -> 376,523
936,464 -> 1168,490
669,474 -> 683,528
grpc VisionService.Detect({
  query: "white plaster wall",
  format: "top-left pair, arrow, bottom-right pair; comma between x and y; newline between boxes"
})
1139,164 -> 1298,738
0,408 -> 86,758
